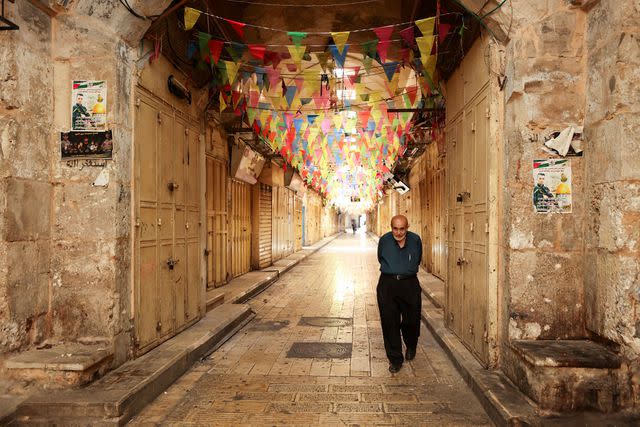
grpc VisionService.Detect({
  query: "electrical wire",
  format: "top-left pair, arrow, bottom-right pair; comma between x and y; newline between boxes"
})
223,0 -> 381,6
118,0 -> 148,20
193,9 -> 459,35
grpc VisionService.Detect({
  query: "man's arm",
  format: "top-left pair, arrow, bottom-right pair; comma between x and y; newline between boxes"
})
377,238 -> 383,264
416,235 -> 423,266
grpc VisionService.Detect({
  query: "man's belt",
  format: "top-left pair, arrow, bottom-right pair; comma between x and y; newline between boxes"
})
382,273 -> 417,281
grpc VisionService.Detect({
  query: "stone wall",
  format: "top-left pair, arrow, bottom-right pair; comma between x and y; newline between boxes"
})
583,0 -> 640,406
0,0 -> 170,366
0,1 -> 54,353
501,1 -> 588,344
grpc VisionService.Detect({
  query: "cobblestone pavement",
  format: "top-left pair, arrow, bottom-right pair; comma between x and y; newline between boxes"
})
130,233 -> 492,426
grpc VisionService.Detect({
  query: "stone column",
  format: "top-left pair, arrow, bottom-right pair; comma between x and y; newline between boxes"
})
583,0 -> 640,406
0,1 -> 54,352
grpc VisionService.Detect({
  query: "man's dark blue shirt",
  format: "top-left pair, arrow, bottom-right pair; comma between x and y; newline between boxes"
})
377,231 -> 422,275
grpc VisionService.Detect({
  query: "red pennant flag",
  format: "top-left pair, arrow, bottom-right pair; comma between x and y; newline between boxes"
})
208,39 -> 224,64
264,50 -> 282,68
248,44 -> 266,60
406,86 -> 418,106
224,18 -> 246,39
439,23 -> 452,43
373,25 -> 394,42
399,26 -> 415,46
358,109 -> 371,127
377,40 -> 391,63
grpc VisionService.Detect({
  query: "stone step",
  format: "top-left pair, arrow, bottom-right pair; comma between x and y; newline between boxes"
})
505,340 -> 621,413
205,289 -> 225,311
12,303 -> 254,426
5,342 -> 114,389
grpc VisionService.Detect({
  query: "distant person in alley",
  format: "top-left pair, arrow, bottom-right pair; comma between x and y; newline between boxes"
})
377,215 -> 422,373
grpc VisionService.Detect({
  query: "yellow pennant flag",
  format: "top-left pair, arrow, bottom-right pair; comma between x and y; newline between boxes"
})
287,45 -> 307,67
370,107 -> 382,125
183,7 -> 201,31
416,36 -> 435,62
423,54 -> 437,77
219,93 -> 227,112
332,113 -> 343,130
415,17 -> 435,36
386,73 -> 400,96
304,70 -> 320,95
224,60 -> 238,84
331,31 -> 350,55
369,91 -> 383,102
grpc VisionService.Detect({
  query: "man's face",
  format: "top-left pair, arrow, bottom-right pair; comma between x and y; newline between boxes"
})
537,175 -> 545,185
76,95 -> 83,104
391,218 -> 408,242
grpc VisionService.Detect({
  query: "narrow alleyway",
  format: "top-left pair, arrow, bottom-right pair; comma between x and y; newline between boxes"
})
130,233 -> 491,425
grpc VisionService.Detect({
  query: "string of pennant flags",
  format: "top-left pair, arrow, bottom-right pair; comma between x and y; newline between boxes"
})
180,5 -> 451,209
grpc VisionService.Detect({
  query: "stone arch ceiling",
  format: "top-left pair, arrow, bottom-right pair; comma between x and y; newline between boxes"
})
60,0 -> 516,46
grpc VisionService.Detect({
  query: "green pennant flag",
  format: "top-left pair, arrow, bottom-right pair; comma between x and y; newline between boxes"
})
362,55 -> 373,74
361,39 -> 378,59
246,107 -> 257,125
314,52 -> 330,72
198,32 -> 212,60
287,31 -> 307,47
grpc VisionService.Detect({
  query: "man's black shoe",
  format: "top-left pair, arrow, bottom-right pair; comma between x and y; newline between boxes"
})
388,363 -> 402,373
405,348 -> 416,361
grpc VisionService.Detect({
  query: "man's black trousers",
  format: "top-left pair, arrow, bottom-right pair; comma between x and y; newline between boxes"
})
376,274 -> 422,365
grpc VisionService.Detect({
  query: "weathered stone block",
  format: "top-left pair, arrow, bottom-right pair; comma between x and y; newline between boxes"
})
586,37 -> 640,121
586,182 -> 640,252
585,249 -> 640,355
508,250 -> 585,339
52,182 -> 117,241
6,240 -> 50,321
51,239 -> 116,293
52,284 -> 114,340
587,1 -> 640,51
2,177 -> 51,242
585,114 -> 640,183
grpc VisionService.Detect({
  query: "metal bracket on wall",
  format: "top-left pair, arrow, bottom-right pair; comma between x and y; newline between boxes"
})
1,0 -> 19,31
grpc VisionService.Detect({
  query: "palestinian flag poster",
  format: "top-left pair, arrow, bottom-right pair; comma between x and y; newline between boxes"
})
532,159 -> 572,214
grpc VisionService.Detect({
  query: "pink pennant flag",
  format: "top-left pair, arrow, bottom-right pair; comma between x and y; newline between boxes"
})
249,90 -> 260,107
265,67 -> 280,88
224,18 -> 246,39
358,109 -> 371,127
294,77 -> 304,94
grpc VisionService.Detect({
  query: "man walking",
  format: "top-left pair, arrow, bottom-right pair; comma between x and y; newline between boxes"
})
377,215 -> 422,373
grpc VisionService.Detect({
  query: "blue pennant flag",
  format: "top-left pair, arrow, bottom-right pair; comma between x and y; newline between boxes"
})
293,117 -> 304,133
307,114 -> 318,125
329,44 -> 349,68
285,86 -> 297,107
187,40 -> 197,60
382,61 -> 400,81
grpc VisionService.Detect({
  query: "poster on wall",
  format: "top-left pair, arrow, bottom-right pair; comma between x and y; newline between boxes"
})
71,80 -> 107,131
532,159 -> 572,214
60,130 -> 113,160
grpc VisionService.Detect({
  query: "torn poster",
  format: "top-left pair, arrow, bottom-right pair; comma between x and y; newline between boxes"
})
71,80 -> 107,131
532,159 -> 572,214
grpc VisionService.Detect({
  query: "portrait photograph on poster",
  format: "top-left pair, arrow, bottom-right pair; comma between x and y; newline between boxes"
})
71,80 -> 107,131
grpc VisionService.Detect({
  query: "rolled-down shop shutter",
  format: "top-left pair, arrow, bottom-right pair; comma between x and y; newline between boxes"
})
258,183 -> 273,268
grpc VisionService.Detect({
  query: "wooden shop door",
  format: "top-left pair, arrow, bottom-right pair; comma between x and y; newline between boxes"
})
133,91 -> 201,354
229,180 -> 251,278
206,156 -> 228,287
446,85 -> 490,366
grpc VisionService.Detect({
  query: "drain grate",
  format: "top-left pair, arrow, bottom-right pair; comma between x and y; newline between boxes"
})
250,320 -> 290,331
286,342 -> 352,359
298,317 -> 353,327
